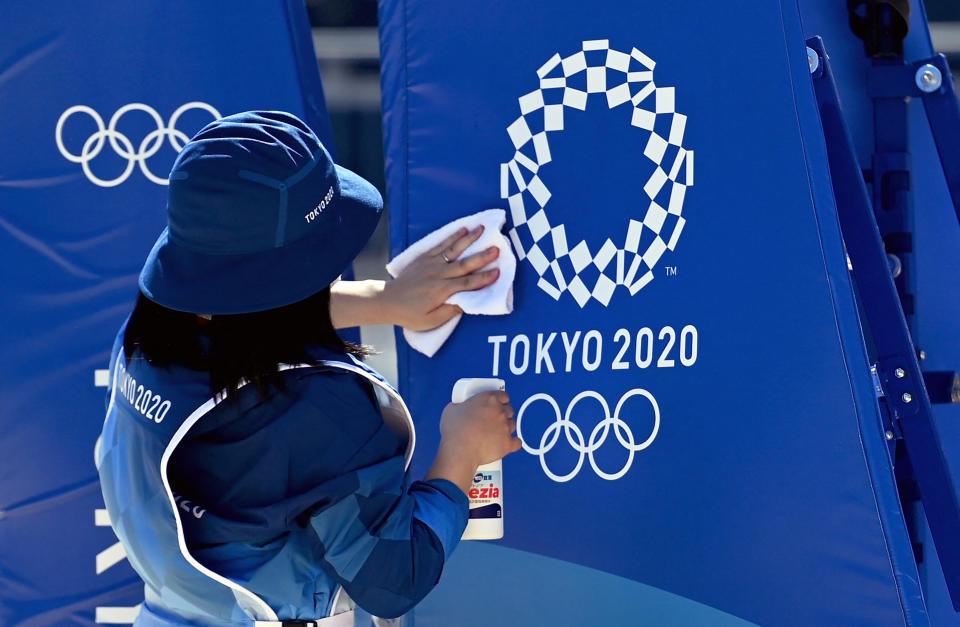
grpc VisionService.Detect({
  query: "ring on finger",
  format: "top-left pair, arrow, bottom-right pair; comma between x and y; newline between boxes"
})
441,250 -> 453,263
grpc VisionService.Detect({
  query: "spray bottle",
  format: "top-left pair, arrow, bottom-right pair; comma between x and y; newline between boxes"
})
451,377 -> 505,540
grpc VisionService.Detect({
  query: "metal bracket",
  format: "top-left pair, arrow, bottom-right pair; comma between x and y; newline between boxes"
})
870,363 -> 885,398
871,364 -> 903,444
876,356 -> 922,420
865,54 -> 960,229
866,57 -> 947,99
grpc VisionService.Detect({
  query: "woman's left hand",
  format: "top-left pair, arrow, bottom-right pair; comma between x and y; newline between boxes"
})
380,225 -> 501,331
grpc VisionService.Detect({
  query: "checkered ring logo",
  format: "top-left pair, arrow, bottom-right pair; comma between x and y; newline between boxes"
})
501,40 -> 694,308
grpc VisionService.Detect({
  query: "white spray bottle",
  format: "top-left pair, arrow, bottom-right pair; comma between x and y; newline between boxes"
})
451,378 -> 505,541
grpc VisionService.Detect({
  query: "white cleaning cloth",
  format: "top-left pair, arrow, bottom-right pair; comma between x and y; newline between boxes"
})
386,209 -> 516,357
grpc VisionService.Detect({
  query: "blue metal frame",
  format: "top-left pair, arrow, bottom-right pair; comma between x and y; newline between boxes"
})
915,54 -> 960,229
869,61 -> 917,325
867,53 -> 960,230
808,36 -> 960,610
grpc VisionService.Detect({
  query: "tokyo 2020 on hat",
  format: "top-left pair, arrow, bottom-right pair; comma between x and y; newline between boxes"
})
139,111 -> 383,314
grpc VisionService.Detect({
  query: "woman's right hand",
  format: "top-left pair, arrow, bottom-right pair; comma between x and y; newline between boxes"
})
426,391 -> 521,494
379,226 -> 501,331
440,391 -> 521,466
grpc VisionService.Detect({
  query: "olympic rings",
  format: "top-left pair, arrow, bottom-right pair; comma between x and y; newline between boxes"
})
516,388 -> 660,482
55,102 -> 221,187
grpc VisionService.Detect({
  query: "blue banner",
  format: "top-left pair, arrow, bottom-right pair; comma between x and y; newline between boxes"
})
0,3 -> 332,623
379,0 -> 943,623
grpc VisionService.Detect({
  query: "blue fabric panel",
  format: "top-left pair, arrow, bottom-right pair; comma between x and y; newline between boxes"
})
902,4 -> 960,623
801,1 -> 960,622
0,2 -> 333,623
379,0 -> 925,623
418,542 -> 760,627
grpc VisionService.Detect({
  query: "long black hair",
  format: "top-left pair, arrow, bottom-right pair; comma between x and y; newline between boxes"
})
123,287 -> 370,400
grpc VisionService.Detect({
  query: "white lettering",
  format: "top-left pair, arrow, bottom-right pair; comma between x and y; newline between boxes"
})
95,384 -> 139,624
488,335 -> 507,376
510,334 -> 530,375
561,331 -> 581,372
636,327 -> 654,368
174,494 -> 206,520
582,330 -> 602,371
116,362 -> 171,423
95,606 -> 141,623
657,327 -> 676,368
680,325 -> 698,366
487,326 -> 699,376
535,332 -> 556,374
96,541 -> 127,575
304,185 -> 336,223
612,329 -> 630,370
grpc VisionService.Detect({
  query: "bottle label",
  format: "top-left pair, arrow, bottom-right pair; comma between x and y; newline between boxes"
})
469,503 -> 502,519
468,469 -> 502,519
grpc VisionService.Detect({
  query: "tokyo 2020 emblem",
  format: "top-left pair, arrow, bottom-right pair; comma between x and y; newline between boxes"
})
501,39 -> 694,308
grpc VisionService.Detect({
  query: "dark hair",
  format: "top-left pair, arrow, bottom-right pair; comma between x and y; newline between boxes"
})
123,288 -> 370,399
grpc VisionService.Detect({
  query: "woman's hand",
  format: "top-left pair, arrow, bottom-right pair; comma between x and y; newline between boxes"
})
329,227 -> 501,331
380,226 -> 501,331
426,390 -> 522,494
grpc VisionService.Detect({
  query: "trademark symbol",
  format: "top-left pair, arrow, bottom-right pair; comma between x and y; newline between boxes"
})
665,266 -> 678,276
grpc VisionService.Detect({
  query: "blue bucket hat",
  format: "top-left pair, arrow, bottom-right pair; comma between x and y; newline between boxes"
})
139,111 -> 383,314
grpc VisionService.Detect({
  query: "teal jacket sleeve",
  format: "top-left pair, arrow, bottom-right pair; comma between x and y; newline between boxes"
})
308,456 -> 469,618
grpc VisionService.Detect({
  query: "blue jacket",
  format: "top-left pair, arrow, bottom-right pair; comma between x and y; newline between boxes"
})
97,327 -> 468,625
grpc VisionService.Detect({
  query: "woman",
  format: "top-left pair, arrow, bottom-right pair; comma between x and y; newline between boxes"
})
96,111 -> 521,626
